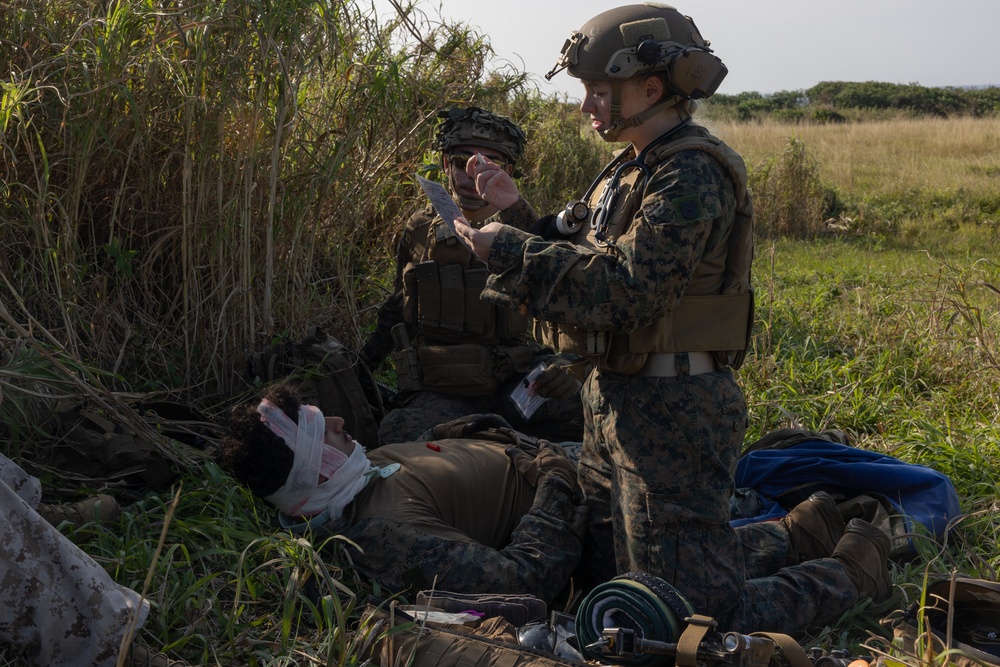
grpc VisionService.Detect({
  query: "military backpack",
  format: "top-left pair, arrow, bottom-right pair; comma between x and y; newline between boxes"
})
247,327 -> 384,449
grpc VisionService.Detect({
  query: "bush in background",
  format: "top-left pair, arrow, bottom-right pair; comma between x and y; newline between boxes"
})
749,137 -> 829,238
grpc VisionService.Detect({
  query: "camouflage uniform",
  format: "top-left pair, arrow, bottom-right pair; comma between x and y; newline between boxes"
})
278,438 -> 588,603
363,202 -> 584,444
0,453 -> 149,667
480,125 -> 858,635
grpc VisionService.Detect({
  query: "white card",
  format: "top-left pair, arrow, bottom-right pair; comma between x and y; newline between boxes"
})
416,175 -> 474,253
509,363 -> 550,421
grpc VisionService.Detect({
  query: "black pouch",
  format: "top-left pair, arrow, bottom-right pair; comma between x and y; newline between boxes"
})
888,577 -> 1000,666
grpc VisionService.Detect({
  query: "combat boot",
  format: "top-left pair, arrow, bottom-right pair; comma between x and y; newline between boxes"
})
124,642 -> 192,667
832,518 -> 892,602
37,494 -> 121,529
781,491 -> 845,564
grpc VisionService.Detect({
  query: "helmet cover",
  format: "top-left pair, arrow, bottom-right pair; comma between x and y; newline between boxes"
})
434,106 -> 527,163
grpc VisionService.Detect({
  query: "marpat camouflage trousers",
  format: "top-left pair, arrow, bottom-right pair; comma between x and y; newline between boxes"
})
0,453 -> 149,666
577,365 -> 857,637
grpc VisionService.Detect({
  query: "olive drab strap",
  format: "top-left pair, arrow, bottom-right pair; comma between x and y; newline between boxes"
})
750,632 -> 813,667
676,615 -> 717,667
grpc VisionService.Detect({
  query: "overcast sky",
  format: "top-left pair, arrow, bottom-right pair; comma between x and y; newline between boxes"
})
370,0 -> 1000,100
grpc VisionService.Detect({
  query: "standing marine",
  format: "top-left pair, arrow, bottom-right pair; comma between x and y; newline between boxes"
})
454,3 -> 893,636
361,107 -> 584,445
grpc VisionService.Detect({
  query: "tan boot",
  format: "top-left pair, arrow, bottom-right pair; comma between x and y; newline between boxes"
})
124,642 -> 192,667
832,518 -> 892,602
781,491 -> 846,564
37,494 -> 121,529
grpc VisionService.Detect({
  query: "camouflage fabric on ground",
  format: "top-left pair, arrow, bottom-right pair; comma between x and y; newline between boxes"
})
0,452 -> 149,667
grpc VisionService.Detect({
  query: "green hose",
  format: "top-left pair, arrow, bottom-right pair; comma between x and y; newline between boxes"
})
576,572 -> 697,666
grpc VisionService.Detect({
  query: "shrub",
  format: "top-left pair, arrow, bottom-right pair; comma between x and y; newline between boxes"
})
749,137 -> 827,238
501,94 -> 610,215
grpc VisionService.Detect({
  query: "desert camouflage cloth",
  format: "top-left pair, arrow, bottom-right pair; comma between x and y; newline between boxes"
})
479,124 -> 857,635
0,453 -> 149,667
279,438 -> 587,603
362,201 -> 584,444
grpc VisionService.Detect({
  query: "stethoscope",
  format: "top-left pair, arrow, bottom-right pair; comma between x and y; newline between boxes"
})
557,117 -> 693,248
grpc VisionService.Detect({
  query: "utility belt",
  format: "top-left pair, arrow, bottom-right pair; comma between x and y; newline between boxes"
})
636,352 -> 716,377
535,291 -> 753,374
391,325 -> 534,397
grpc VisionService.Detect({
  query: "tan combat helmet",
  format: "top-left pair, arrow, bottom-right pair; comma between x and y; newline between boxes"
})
434,106 -> 527,164
545,3 -> 727,141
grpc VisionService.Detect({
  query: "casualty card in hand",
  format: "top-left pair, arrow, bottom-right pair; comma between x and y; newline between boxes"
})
416,175 -> 474,253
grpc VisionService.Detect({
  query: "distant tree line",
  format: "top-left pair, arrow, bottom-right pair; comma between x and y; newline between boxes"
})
706,81 -> 1000,122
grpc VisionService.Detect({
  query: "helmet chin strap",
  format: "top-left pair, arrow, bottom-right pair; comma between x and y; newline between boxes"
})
600,80 -> 685,142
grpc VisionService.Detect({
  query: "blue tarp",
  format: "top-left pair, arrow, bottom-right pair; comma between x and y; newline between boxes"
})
733,440 -> 961,539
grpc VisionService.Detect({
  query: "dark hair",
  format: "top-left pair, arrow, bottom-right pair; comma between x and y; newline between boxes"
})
649,71 -> 696,112
221,382 -> 301,498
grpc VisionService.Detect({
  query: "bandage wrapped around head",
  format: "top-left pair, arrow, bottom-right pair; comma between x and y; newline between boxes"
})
256,399 -> 371,520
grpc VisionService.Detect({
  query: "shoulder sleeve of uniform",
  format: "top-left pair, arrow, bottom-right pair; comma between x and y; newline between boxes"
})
404,203 -> 438,232
642,150 -> 727,227
499,197 -> 539,231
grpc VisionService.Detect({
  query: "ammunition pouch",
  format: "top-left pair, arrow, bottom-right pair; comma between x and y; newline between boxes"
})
391,346 -> 423,393
403,260 -> 528,345
617,291 -> 754,371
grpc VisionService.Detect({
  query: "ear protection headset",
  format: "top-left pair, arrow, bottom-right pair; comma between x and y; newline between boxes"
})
630,39 -> 728,101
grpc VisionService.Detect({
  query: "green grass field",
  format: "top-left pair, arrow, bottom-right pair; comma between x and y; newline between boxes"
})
2,1 -> 1000,664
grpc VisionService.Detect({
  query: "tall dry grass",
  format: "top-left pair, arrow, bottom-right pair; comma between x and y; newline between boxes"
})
704,116 -> 1000,240
0,0 -> 533,407
2,6 -> 1000,661
710,116 -> 1000,197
